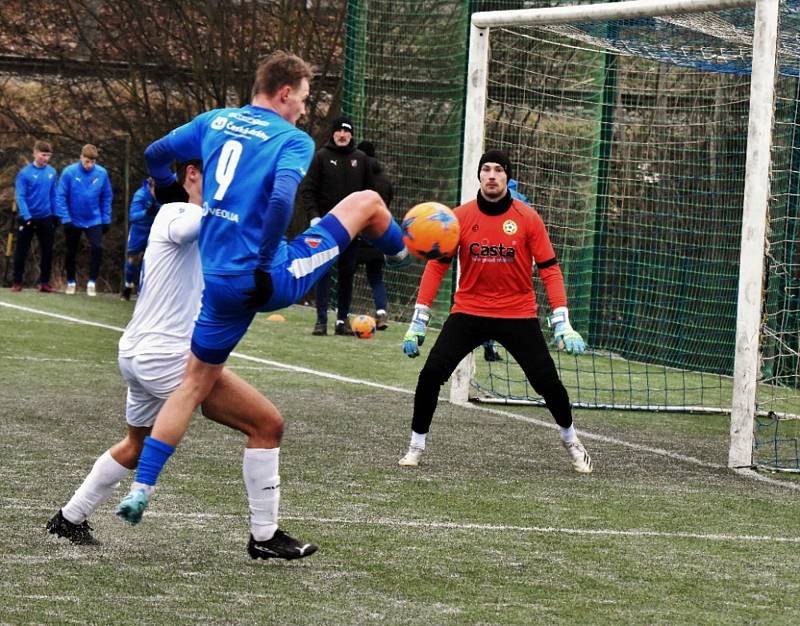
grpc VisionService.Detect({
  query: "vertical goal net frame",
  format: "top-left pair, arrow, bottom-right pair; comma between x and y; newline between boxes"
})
448,0 -> 782,470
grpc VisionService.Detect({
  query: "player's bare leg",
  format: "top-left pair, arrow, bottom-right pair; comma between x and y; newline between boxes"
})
48,425 -> 151,544
116,357 -> 223,524
201,369 -> 317,560
327,190 -> 408,265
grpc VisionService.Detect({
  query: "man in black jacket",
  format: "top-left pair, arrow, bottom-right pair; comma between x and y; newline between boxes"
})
300,116 -> 374,336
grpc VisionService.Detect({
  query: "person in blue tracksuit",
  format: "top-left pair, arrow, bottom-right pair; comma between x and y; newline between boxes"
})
121,178 -> 159,300
12,140 -> 58,292
56,143 -> 113,296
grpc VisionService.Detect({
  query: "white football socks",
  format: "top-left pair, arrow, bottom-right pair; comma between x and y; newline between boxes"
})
243,447 -> 280,542
62,450 -> 130,524
410,431 -> 427,450
559,424 -> 577,443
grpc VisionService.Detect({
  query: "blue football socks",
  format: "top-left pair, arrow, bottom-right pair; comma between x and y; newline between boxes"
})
369,219 -> 404,256
135,436 -> 176,486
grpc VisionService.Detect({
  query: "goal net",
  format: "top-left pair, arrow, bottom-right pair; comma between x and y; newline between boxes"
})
454,0 -> 800,471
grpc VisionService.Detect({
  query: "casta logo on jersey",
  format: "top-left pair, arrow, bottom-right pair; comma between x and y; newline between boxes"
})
468,242 -> 516,258
211,116 -> 227,130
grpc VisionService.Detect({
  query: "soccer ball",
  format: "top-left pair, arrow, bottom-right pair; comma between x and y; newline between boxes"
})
401,202 -> 460,261
351,314 -> 377,339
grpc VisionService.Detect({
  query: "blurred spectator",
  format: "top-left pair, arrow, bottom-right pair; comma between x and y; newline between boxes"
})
356,140 -> 394,330
56,144 -> 113,296
11,140 -> 57,293
121,178 -> 159,300
300,116 -> 374,335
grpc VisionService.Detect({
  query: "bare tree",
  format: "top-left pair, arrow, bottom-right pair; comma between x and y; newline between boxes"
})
0,0 -> 347,288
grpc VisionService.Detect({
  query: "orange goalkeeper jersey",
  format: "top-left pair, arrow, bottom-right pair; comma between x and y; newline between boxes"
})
416,197 -> 567,318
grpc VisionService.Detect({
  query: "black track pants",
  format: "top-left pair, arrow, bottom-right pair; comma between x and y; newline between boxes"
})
411,313 -> 573,434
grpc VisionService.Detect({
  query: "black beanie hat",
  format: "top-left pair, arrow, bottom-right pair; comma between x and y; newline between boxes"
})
331,115 -> 354,135
478,149 -> 512,180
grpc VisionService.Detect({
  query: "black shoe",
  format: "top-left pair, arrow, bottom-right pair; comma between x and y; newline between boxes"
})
247,529 -> 318,561
46,510 -> 99,545
120,286 -> 132,301
312,322 -> 327,336
334,322 -> 354,336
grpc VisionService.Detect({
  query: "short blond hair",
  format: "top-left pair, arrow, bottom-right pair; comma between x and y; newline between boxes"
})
81,144 -> 99,159
252,52 -> 313,98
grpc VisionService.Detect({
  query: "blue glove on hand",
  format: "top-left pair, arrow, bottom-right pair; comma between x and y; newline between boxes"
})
548,306 -> 586,354
403,305 -> 431,358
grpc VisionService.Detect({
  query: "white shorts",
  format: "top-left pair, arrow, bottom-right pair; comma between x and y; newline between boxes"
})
118,352 -> 189,427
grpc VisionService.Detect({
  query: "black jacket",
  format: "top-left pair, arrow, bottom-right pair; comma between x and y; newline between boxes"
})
365,154 -> 393,207
299,139 -> 374,221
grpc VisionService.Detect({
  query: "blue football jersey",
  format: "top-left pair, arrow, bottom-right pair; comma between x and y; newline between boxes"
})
160,104 -> 314,274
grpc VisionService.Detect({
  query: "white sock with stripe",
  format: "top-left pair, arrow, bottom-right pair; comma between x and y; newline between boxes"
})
243,447 -> 280,542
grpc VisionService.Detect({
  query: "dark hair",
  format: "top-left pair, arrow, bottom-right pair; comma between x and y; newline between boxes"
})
33,140 -> 52,153
252,51 -> 313,98
176,159 -> 203,185
356,140 -> 375,157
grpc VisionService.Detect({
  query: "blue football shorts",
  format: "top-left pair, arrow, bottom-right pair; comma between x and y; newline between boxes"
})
191,215 -> 350,364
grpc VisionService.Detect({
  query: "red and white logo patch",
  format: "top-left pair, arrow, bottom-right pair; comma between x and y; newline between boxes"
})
351,160 -> 357,168
304,236 -> 322,249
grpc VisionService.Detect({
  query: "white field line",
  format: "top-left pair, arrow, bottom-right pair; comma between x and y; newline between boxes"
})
2,300 -> 799,493
6,503 -> 800,544
8,502 -> 799,545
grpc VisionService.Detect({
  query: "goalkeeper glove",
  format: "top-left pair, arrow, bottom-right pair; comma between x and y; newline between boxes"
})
402,304 -> 431,358
154,180 -> 189,205
548,306 -> 586,354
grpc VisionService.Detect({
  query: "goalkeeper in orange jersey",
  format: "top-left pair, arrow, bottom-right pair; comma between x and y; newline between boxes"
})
398,149 -> 592,473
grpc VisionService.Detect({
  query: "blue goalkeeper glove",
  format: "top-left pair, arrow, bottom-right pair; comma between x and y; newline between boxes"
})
403,305 -> 431,358
548,306 -> 586,354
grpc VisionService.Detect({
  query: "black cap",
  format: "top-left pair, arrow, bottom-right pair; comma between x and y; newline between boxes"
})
478,149 -> 512,180
357,140 -> 375,157
331,115 -> 354,135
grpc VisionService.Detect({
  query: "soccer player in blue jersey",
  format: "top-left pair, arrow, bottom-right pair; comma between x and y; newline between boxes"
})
116,52 -> 408,559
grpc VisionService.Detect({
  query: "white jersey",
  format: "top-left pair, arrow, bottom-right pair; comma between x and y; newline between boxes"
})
118,202 -> 203,357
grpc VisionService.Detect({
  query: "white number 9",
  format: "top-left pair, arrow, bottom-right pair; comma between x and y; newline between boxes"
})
213,139 -> 243,201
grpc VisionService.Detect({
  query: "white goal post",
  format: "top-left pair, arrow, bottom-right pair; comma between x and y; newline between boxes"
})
448,0 -> 780,470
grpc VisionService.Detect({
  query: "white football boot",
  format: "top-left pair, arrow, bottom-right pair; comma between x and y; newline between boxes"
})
65,281 -> 76,295
398,446 -> 423,467
87,281 -> 97,297
562,437 -> 593,474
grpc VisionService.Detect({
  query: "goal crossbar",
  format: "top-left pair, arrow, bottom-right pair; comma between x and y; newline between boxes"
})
471,0 -> 756,29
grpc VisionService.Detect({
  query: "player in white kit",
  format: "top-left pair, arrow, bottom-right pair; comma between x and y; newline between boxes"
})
47,160 -> 317,559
